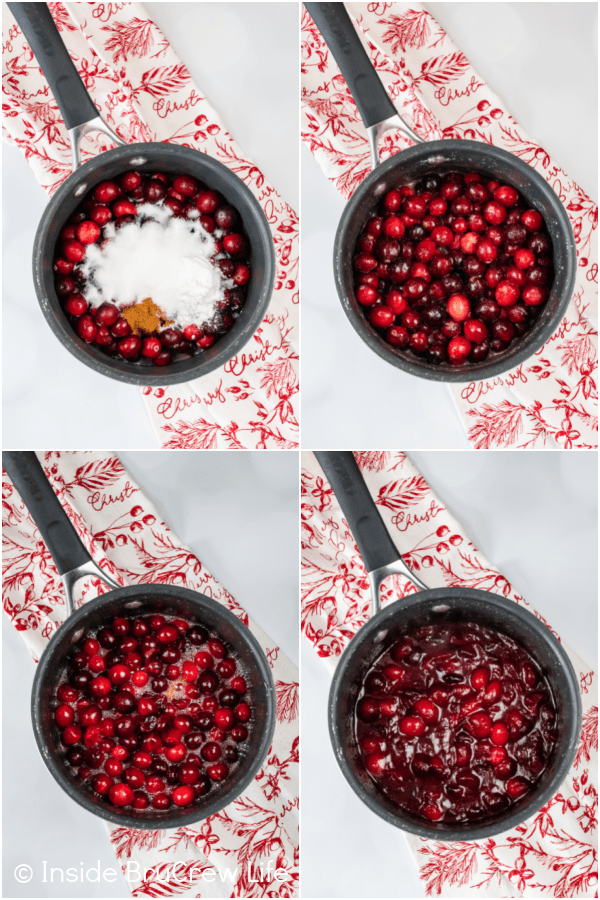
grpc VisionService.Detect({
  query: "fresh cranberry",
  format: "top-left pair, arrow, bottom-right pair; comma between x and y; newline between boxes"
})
76,221 -> 101,245
110,317 -> 131,339
463,319 -> 488,343
118,336 -> 142,359
447,294 -> 470,322
448,336 -> 471,362
144,179 -> 166,202
495,280 -> 520,307
522,209 -> 543,232
65,294 -> 88,317
109,783 -> 134,807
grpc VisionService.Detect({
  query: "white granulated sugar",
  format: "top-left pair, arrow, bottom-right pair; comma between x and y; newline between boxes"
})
81,206 -> 228,328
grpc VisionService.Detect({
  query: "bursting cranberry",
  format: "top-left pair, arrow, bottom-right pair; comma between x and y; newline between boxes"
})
52,614 -> 252,813
355,621 -> 556,824
352,172 -> 554,367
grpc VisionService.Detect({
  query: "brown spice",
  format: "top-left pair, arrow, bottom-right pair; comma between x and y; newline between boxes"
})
122,297 -> 173,334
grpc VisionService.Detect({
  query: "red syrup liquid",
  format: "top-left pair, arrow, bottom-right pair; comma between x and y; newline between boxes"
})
354,621 -> 557,823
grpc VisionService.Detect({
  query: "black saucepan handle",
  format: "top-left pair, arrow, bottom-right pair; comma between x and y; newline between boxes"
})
2,451 -> 92,576
314,451 -> 400,572
304,2 -> 397,129
8,2 -> 99,131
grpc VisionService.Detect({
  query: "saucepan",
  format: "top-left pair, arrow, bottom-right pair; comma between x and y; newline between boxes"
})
3,451 -> 276,828
305,4 -> 576,382
314,451 -> 581,840
8,3 -> 275,385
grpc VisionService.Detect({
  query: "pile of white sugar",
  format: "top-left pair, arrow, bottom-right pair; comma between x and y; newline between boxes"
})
80,204 -> 229,327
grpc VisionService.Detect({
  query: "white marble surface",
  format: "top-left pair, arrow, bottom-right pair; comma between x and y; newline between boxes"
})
2,2 -> 298,450
301,450 -> 597,898
301,2 -> 598,449
3,451 -> 299,898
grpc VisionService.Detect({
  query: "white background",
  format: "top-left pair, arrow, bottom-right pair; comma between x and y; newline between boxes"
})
301,450 -> 598,898
301,2 -> 598,449
2,2 -> 299,450
3,450 -> 299,898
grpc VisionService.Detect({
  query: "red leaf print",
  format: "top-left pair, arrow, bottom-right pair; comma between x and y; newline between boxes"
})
102,17 -> 156,63
48,3 -> 78,32
558,333 -> 597,378
380,9 -> 431,53
258,357 -> 298,400
162,417 -> 220,450
71,457 -> 125,492
415,52 -> 469,86
275,680 -> 299,723
130,859 -> 210,897
133,64 -> 191,99
466,400 -> 525,449
574,706 -> 598,768
354,450 -> 390,471
417,840 -> 480,895
439,551 -> 513,596
376,475 -> 429,511
110,827 -> 165,860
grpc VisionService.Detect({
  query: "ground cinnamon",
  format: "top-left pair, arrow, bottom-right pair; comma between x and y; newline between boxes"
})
121,297 -> 172,334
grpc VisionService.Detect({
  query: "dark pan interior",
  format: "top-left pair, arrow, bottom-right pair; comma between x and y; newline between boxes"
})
33,143 -> 275,385
329,588 -> 581,840
32,584 -> 275,828
334,140 -> 577,382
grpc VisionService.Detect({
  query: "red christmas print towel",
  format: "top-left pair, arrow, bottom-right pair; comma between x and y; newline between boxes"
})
301,3 -> 597,449
301,450 -> 596,897
3,3 -> 298,449
3,452 -> 299,898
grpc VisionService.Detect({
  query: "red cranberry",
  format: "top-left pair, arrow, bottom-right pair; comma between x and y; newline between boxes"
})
93,181 -> 119,203
495,280 -> 520,307
55,275 -> 77,297
76,221 -> 101,245
207,762 -> 229,782
447,294 -> 470,322
522,285 -> 549,306
120,171 -> 141,191
144,179 -> 166,202
522,209 -> 543,231
463,319 -> 488,343
65,294 -> 88,317
399,715 -> 426,737
483,201 -> 507,225
386,325 -> 409,348
369,305 -> 395,329
109,783 -> 134,807
506,776 -> 529,798
448,336 -> 471,362
118,336 -> 142,359
111,317 -> 131,339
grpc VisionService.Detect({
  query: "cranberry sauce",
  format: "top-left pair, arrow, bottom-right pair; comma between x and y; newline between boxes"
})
54,613 -> 252,812
54,171 -> 250,367
354,621 -> 557,823
352,172 -> 554,367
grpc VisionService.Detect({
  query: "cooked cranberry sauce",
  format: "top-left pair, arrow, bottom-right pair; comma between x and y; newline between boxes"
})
54,613 -> 252,812
352,172 -> 554,366
354,621 -> 556,823
54,171 -> 250,367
